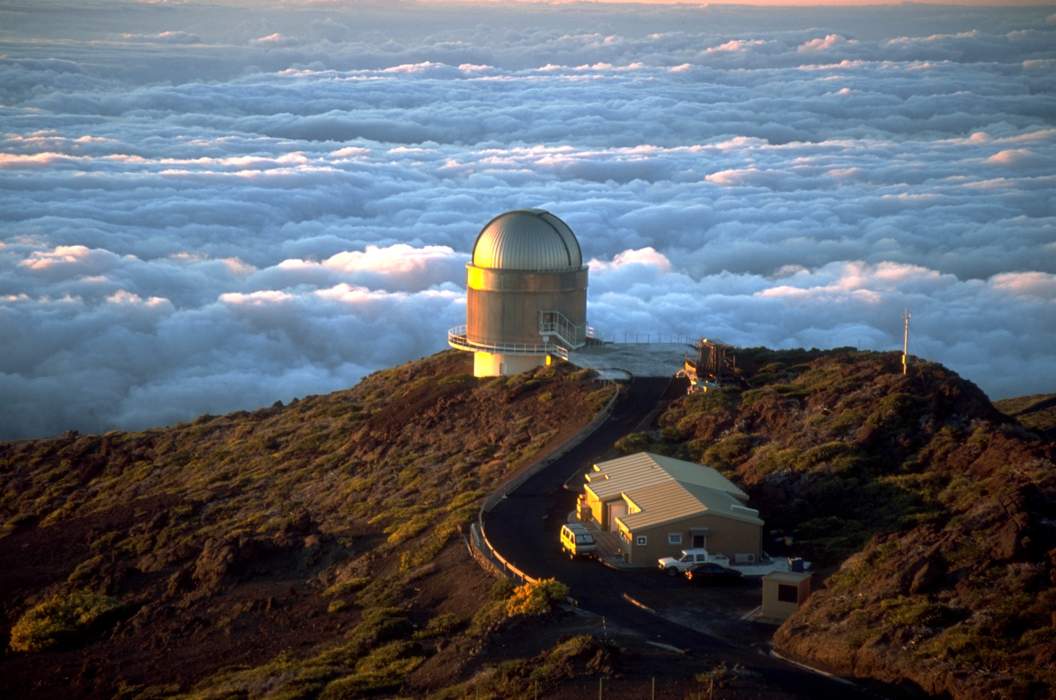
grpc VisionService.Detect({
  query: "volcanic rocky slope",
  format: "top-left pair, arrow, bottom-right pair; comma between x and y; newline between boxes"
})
3,346 -> 1054,699
633,348 -> 1055,699
995,394 -> 1056,442
0,352 -> 615,698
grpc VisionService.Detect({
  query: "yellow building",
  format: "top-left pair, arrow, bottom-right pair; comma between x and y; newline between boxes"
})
579,452 -> 763,566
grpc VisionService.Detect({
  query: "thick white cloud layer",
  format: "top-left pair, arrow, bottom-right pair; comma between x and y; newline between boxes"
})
1,1 -> 1054,438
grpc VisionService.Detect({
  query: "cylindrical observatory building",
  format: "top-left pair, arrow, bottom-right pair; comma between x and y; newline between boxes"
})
448,209 -> 589,377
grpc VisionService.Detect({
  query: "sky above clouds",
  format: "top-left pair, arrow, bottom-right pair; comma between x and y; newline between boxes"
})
1,1 -> 1054,439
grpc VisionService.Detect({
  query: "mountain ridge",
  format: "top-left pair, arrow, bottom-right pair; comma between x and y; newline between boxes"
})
1,348 -> 1053,698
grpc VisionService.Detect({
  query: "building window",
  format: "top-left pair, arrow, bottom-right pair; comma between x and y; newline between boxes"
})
635,535 -> 648,546
668,533 -> 682,545
777,584 -> 798,604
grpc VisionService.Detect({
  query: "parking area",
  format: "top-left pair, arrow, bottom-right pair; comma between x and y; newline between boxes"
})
613,566 -> 776,649
566,513 -> 777,647
556,519 -> 776,649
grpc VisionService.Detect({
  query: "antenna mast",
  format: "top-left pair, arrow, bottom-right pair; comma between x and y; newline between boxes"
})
901,309 -> 911,376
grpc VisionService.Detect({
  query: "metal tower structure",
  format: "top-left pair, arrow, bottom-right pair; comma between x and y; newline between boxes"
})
902,309 -> 911,376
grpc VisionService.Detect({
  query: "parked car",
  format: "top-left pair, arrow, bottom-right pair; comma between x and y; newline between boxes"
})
657,548 -> 731,575
684,562 -> 743,584
559,523 -> 597,559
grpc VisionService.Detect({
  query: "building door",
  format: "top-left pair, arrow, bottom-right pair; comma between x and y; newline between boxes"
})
606,502 -> 627,533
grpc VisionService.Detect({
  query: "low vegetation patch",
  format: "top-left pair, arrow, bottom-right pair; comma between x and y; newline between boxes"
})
0,352 -> 614,698
9,590 -> 121,652
432,634 -> 618,700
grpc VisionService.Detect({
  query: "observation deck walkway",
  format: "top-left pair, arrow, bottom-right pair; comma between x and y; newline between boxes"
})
449,311 -> 696,380
448,310 -> 596,360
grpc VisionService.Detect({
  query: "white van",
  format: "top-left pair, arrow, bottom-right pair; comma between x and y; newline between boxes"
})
559,523 -> 597,559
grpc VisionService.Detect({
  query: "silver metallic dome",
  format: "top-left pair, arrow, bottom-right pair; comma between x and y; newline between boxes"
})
471,209 -> 583,271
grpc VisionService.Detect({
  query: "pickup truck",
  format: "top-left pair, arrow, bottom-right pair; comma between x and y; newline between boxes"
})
657,548 -> 731,575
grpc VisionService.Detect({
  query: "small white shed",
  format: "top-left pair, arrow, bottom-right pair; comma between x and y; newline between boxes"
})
761,571 -> 813,621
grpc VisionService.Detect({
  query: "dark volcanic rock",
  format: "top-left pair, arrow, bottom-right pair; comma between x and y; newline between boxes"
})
906,547 -> 947,596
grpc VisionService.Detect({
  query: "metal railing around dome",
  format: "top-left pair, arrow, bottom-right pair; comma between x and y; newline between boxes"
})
445,310 -> 595,358
448,309 -> 594,359
448,325 -> 563,357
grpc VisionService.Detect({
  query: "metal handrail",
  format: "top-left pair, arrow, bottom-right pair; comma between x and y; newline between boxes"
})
538,310 -> 588,350
590,332 -> 695,345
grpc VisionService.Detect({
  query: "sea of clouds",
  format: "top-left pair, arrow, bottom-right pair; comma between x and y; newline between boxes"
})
1,1 -> 1054,439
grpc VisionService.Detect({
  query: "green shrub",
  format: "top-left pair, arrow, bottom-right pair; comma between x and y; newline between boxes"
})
614,432 -> 650,454
740,388 -> 771,407
354,640 -> 423,676
701,433 -> 754,469
445,490 -> 484,512
864,392 -> 923,433
0,513 -> 37,538
434,634 -> 615,700
324,576 -> 370,598
880,596 -> 960,628
384,513 -> 432,546
66,555 -> 104,585
327,599 -> 351,614
438,373 -> 475,387
919,623 -> 996,664
414,612 -> 462,640
772,383 -> 809,400
468,600 -> 507,637
794,441 -> 852,470
795,515 -> 856,541
349,607 -> 413,648
9,590 -> 121,652
353,577 -> 403,609
749,444 -> 800,476
694,662 -> 759,692
505,578 -> 569,618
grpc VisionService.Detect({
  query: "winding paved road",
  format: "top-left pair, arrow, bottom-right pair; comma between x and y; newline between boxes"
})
484,377 -> 882,699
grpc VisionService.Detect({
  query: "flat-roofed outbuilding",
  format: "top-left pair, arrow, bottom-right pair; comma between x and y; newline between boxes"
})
761,571 -> 813,621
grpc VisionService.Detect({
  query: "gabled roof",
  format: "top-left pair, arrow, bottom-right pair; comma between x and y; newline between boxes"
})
585,452 -> 748,502
619,480 -> 762,530
583,451 -> 760,531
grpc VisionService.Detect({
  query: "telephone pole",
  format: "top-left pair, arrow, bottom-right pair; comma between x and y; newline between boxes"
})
902,309 -> 911,376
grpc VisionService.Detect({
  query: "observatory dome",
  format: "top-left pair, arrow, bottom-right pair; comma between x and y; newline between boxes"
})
471,209 -> 583,271
451,208 -> 589,377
